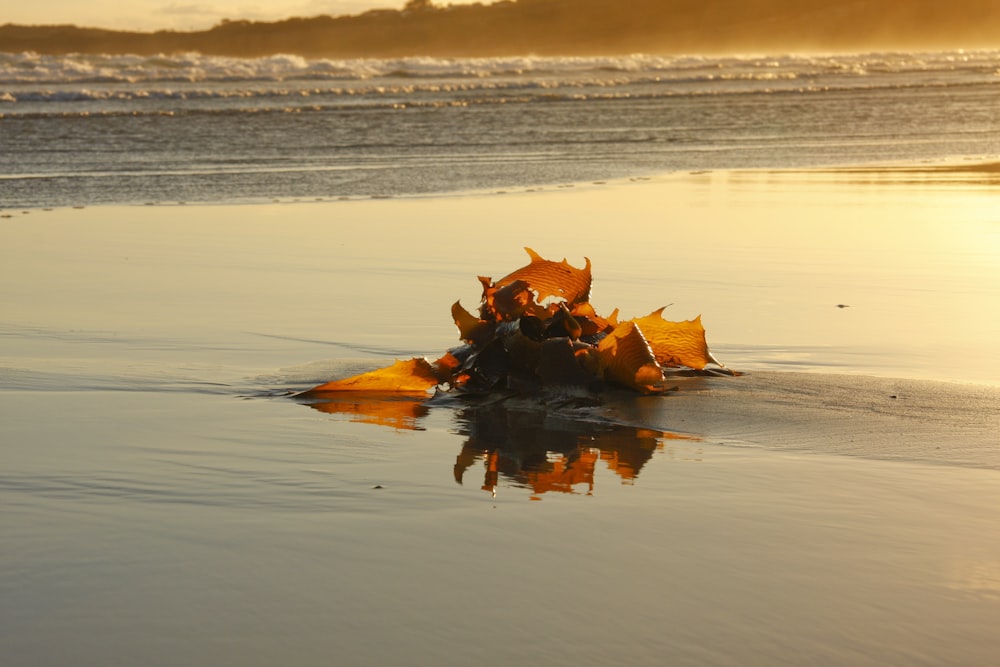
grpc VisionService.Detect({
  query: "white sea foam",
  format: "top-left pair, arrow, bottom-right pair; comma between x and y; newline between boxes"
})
3,49 -> 999,87
3,48 -> 998,114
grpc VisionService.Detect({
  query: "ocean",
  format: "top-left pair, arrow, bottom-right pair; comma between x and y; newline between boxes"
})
3,49 -> 1000,208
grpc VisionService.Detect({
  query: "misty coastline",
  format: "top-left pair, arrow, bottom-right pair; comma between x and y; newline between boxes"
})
3,0 -> 1000,58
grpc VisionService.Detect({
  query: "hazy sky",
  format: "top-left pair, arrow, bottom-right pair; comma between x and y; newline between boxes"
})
3,0 -> 479,31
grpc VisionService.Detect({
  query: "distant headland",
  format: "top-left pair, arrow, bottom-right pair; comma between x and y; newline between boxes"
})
2,0 -> 999,57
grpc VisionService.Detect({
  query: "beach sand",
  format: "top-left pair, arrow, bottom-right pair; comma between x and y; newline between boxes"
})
2,166 -> 1000,666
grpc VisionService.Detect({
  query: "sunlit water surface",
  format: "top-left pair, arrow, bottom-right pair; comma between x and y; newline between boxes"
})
3,50 -> 1000,208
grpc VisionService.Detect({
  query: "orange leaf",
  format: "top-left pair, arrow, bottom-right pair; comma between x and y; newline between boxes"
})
300,358 -> 440,394
596,321 -> 665,394
629,308 -> 714,370
569,301 -> 616,337
452,301 -> 490,343
495,247 -> 592,307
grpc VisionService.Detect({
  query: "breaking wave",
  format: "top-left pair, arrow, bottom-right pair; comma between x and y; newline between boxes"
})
3,48 -> 998,118
3,48 -> 998,86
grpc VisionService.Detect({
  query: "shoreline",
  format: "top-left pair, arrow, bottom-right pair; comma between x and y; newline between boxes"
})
4,155 -> 1000,213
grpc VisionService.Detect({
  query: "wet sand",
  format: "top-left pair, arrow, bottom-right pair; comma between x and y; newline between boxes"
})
2,166 -> 1000,666
609,371 -> 1000,469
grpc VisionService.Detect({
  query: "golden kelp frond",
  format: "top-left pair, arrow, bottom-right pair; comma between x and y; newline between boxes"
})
301,358 -> 440,394
491,279 -> 534,320
478,276 -> 542,322
570,301 -> 616,337
630,308 -> 716,370
430,350 -> 462,379
495,247 -> 592,307
451,301 -> 488,343
597,321 -> 665,394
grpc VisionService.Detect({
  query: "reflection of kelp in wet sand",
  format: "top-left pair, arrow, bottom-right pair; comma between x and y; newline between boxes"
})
297,385 -> 698,496
302,393 -> 429,430
450,400 -> 696,498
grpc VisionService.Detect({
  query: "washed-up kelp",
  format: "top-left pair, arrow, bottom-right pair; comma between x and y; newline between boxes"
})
301,248 -> 731,398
